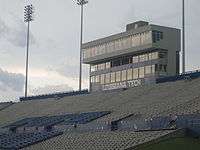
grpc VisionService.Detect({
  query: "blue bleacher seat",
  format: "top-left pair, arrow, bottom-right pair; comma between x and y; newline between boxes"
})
0,130 -> 63,149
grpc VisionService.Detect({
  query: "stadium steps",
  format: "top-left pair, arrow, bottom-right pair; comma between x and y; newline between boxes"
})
0,130 -> 63,149
22,130 -> 176,150
0,102 -> 13,112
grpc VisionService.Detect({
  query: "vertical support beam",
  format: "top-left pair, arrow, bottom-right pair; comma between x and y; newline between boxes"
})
25,21 -> 30,98
24,4 -> 34,98
89,65 -> 91,92
182,0 -> 185,73
79,4 -> 84,91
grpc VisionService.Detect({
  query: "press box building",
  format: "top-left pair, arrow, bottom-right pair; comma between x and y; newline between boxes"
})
82,21 -> 181,91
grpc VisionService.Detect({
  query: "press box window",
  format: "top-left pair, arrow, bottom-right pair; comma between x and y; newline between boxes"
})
106,62 -> 111,69
139,54 -> 148,62
145,66 -> 152,75
122,70 -> 127,81
116,71 -> 121,82
133,56 -> 139,63
152,31 -> 164,43
111,59 -> 121,67
96,75 -> 100,83
139,67 -> 145,78
100,74 -> 105,84
111,72 -> 116,83
133,68 -> 139,79
105,73 -> 111,84
91,76 -> 95,83
127,68 -> 133,80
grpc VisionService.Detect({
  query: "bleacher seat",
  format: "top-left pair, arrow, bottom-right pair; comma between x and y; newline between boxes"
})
0,130 -> 63,149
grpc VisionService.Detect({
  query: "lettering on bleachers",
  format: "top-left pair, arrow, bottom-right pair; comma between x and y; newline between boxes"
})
102,79 -> 142,91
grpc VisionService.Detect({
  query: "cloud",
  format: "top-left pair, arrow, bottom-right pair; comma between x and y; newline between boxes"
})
0,68 -> 25,102
30,84 -> 73,95
0,14 -> 36,48
0,68 -> 25,92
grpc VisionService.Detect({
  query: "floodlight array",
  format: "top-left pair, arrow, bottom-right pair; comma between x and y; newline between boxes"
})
24,5 -> 34,23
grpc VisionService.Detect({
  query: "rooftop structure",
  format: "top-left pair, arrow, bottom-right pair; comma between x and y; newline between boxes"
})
82,21 -> 181,91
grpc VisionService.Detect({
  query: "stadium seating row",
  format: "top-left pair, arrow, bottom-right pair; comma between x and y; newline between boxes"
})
1,77 -> 200,128
4,111 -> 111,130
0,130 -> 63,149
0,102 -> 13,111
20,89 -> 89,101
23,130 -> 177,150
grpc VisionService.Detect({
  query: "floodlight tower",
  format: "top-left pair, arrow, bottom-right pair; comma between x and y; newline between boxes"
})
24,4 -> 34,98
76,0 -> 88,91
182,0 -> 185,73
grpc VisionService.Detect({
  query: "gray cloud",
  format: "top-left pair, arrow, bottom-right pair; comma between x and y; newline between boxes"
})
30,84 -> 73,95
0,14 -> 36,48
0,68 -> 25,92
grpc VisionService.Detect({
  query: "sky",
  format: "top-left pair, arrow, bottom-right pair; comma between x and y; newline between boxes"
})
0,0 -> 199,102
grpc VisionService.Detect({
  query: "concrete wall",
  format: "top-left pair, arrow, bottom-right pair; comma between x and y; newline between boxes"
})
151,25 -> 181,76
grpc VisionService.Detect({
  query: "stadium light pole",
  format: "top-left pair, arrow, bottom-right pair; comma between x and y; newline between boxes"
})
182,0 -> 185,73
24,4 -> 34,98
75,0 -> 88,91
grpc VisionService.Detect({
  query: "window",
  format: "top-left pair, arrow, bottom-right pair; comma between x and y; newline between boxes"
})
144,31 -> 152,44
116,71 -> 121,82
122,37 -> 132,49
94,65 -> 98,71
98,64 -> 101,70
111,59 -> 121,67
83,48 -> 90,59
90,47 -> 96,57
135,34 -> 141,46
158,52 -> 167,59
139,54 -> 148,62
91,65 -> 95,72
111,72 -> 116,83
122,57 -> 130,65
106,42 -> 115,53
141,32 -> 146,44
99,44 -> 106,55
105,73 -> 110,84
139,67 -> 145,78
106,62 -> 111,69
100,74 -> 105,84
133,68 -> 139,79
152,65 -> 155,74
159,64 -> 163,71
96,75 -> 100,83
133,56 -> 139,63
152,31 -> 164,43
101,63 -> 106,70
122,70 -> 127,81
91,76 -> 95,83
145,65 -> 152,75
164,65 -> 167,72
155,64 -> 159,72
131,35 -> 136,47
127,68 -> 133,80
149,53 -> 152,60
115,39 -> 121,51
150,52 -> 159,60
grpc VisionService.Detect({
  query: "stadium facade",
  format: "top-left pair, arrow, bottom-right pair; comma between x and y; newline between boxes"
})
82,21 -> 181,91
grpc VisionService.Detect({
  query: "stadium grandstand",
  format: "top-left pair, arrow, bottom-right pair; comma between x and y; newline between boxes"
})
0,70 -> 200,149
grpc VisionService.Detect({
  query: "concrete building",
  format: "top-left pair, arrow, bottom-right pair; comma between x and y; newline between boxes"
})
82,21 -> 181,91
